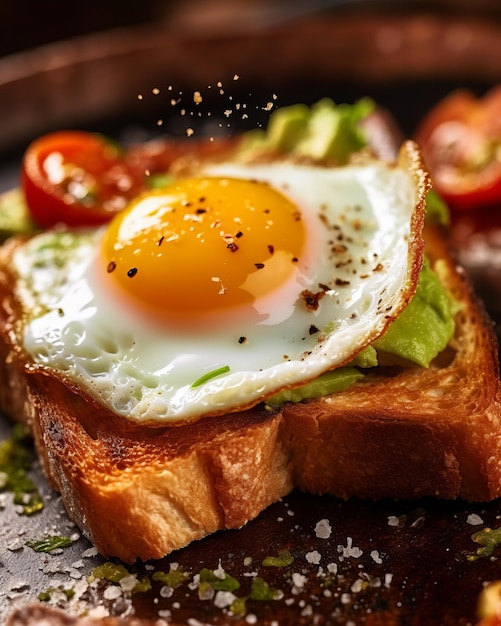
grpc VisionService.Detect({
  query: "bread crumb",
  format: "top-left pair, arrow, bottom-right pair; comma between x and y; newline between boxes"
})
467,513 -> 484,526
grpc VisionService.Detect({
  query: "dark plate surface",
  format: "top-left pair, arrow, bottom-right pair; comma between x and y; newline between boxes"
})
2,7 -> 501,625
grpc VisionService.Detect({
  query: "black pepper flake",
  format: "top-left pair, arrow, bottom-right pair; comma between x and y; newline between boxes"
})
235,231 -> 243,239
107,261 -> 117,273
238,336 -> 247,344
127,268 -> 138,278
196,208 -> 207,214
292,257 -> 299,263
157,236 -> 165,246
198,196 -> 206,202
268,245 -> 274,255
227,242 -> 239,252
309,324 -> 320,335
335,278 -> 350,286
254,263 -> 265,269
300,289 -> 325,312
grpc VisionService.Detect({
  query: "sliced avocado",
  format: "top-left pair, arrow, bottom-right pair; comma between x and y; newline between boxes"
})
240,97 -> 375,163
372,258 -> 455,367
266,367 -> 365,406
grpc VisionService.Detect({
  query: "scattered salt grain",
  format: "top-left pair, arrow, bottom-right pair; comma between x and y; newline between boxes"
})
214,590 -> 237,608
467,513 -> 484,526
160,585 -> 174,598
314,519 -> 332,539
305,550 -> 321,564
388,515 -> 404,527
82,547 -> 98,558
7,538 -> 23,551
213,560 -> 226,579
292,573 -> 307,590
103,585 -> 122,600
119,575 -> 139,593
370,550 -> 383,564
339,537 -> 363,559
158,610 -> 172,620
351,579 -> 364,593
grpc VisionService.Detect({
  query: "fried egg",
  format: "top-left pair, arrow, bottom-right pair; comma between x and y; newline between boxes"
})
15,142 -> 428,424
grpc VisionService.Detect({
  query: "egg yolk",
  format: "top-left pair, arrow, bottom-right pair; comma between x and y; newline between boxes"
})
99,177 -> 306,327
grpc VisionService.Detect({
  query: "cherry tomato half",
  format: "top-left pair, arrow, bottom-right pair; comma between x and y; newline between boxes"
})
21,130 -> 146,228
415,86 -> 501,213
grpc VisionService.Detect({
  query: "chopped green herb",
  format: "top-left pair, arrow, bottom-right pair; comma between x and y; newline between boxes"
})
0,425 -> 44,515
89,562 -> 151,593
26,536 -> 73,553
38,587 -> 75,602
249,576 -> 281,601
90,562 -> 131,583
468,526 -> 501,561
262,549 -> 294,567
228,577 -> 282,616
230,596 -> 248,616
199,567 -> 240,591
191,365 -> 230,389
152,569 -> 189,588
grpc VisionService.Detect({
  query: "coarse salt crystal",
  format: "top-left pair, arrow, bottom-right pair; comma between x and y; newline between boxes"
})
306,550 -> 321,564
370,550 -> 383,564
315,519 -> 332,539
292,573 -> 307,589
214,590 -> 236,608
467,513 -> 484,526
103,585 -> 122,600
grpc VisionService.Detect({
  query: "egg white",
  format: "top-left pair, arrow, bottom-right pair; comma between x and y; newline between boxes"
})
15,153 -> 426,424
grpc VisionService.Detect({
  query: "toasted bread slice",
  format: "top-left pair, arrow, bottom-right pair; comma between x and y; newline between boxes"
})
1,218 -> 500,562
1,135 -> 501,562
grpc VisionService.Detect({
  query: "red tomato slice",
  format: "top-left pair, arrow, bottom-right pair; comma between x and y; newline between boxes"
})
22,131 -> 146,228
415,86 -> 501,212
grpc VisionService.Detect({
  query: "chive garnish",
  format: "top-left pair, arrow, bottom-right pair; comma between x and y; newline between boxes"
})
191,365 -> 230,388
26,536 -> 73,553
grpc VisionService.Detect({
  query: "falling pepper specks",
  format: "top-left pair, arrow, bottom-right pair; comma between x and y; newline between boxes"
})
127,268 -> 138,278
268,245 -> 275,255
107,261 -> 117,273
254,263 -> 265,269
238,336 -> 247,344
227,242 -> 239,252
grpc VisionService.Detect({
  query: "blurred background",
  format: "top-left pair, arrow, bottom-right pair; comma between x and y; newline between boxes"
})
1,0 -> 501,58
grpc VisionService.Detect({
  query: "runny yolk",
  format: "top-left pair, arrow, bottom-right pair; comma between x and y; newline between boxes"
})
99,176 -> 306,326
